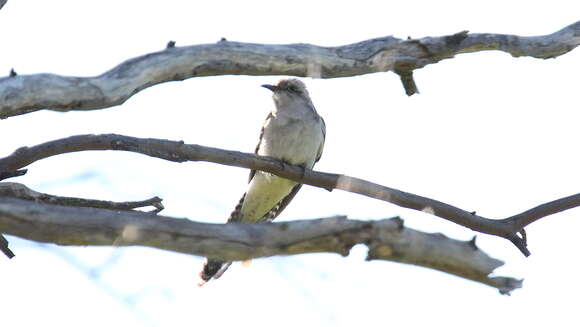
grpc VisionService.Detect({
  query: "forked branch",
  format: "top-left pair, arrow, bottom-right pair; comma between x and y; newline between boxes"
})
0,197 -> 522,294
2,134 -> 578,256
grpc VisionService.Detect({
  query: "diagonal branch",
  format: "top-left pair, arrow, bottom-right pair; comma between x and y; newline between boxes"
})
1,134 -> 578,256
1,21 -> 578,118
0,233 -> 14,259
0,197 -> 522,294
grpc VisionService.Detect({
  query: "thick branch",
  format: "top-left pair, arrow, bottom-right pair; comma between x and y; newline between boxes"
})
1,134 -> 578,256
1,21 -> 578,118
0,197 -> 521,293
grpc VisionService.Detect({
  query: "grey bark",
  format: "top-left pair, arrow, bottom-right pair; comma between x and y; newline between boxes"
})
0,196 -> 521,294
0,21 -> 578,119
2,134 -> 579,256
0,182 -> 163,212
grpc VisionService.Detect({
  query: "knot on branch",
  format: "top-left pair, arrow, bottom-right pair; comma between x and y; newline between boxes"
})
508,229 -> 530,257
444,30 -> 469,47
0,234 -> 15,258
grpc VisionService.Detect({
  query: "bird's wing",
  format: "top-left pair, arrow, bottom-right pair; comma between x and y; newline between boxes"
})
227,112 -> 273,223
247,112 -> 273,183
260,114 -> 325,222
261,183 -> 302,222
315,115 -> 326,163
229,112 -> 324,224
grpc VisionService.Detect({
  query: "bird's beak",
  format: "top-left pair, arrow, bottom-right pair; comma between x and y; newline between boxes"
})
261,84 -> 279,92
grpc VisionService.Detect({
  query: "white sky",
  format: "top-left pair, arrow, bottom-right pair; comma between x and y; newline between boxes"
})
1,1 -> 579,326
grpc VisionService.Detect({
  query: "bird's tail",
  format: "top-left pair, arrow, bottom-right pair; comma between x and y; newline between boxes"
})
198,194 -> 245,285
199,259 -> 232,284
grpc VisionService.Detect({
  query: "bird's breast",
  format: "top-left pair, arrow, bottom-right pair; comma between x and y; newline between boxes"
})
259,115 -> 323,167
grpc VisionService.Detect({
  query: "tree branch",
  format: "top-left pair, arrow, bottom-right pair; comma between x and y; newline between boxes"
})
0,197 -> 521,294
0,233 -> 14,259
1,21 -> 578,118
0,182 -> 164,213
1,134 -> 579,256
0,169 -> 27,181
0,182 -> 164,258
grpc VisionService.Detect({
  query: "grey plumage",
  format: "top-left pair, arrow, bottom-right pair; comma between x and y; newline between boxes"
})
200,79 -> 326,283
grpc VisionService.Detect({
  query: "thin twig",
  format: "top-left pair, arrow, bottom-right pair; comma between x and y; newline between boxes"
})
0,182 -> 164,212
0,234 -> 15,259
0,169 -> 27,181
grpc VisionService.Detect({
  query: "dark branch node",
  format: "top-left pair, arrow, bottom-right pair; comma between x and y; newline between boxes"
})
508,234 -> 531,257
445,31 -> 469,47
391,216 -> 405,231
0,169 -> 28,181
498,278 -> 524,296
9,69 -> 17,77
144,196 -> 164,213
468,235 -> 478,250
519,229 -> 527,247
0,234 -> 15,259
117,196 -> 164,212
395,69 -> 419,96
166,41 -> 176,49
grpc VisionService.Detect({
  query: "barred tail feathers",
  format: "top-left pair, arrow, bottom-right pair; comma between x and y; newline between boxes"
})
198,193 -> 245,283
200,259 -> 232,283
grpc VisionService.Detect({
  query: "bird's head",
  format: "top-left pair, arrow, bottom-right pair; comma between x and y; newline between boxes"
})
262,79 -> 312,108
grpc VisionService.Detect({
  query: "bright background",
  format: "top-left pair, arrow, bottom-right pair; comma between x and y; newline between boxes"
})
1,1 -> 579,326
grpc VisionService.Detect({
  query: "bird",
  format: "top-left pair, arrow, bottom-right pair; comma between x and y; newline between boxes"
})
199,78 -> 326,283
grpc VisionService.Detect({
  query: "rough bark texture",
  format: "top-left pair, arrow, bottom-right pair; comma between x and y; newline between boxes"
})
0,182 -> 164,212
2,134 -> 579,257
0,196 -> 521,294
0,21 -> 577,118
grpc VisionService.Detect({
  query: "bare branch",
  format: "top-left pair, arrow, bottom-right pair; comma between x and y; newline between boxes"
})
0,169 -> 27,181
0,0 -> 7,11
0,197 -> 522,293
0,233 -> 14,259
1,21 -> 578,118
1,134 -> 578,256
0,182 -> 164,212
0,182 -> 164,255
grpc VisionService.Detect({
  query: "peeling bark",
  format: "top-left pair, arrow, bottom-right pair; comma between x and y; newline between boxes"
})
0,21 -> 577,118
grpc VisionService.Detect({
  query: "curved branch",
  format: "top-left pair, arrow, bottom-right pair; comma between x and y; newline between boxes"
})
0,197 -> 521,294
1,134 -> 578,256
1,21 -> 578,118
